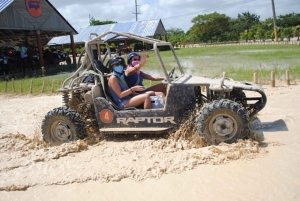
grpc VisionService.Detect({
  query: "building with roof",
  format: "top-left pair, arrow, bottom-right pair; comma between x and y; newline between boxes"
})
0,0 -> 78,67
0,0 -> 168,68
48,19 -> 167,45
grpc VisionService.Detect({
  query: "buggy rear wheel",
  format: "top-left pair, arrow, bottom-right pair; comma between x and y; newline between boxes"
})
41,107 -> 87,146
197,99 -> 250,145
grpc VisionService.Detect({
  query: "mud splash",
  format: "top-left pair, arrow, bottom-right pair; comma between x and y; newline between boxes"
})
0,105 -> 269,191
169,108 -> 205,147
0,100 -> 266,191
0,124 -> 267,192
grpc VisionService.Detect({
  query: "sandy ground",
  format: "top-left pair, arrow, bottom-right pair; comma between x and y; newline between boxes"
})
0,81 -> 300,201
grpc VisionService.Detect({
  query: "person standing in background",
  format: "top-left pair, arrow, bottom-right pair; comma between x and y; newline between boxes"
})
20,44 -> 28,72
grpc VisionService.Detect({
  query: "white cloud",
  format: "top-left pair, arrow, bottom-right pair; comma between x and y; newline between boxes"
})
48,0 -> 300,32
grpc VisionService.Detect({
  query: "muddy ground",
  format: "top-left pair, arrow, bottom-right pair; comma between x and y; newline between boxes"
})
0,81 -> 299,200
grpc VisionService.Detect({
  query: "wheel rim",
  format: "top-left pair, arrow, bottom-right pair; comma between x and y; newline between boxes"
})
209,114 -> 238,139
51,121 -> 72,142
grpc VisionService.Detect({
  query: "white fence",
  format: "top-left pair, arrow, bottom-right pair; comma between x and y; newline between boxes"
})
179,40 -> 300,48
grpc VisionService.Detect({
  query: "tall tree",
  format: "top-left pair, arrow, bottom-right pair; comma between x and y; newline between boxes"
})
277,13 -> 300,28
281,27 -> 294,41
236,12 -> 260,32
227,18 -> 246,41
89,17 -> 117,26
260,18 -> 275,40
235,12 -> 260,41
189,12 -> 230,43
166,28 -> 185,47
293,25 -> 300,41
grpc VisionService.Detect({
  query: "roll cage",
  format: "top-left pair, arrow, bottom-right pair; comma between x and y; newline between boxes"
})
60,31 -> 183,91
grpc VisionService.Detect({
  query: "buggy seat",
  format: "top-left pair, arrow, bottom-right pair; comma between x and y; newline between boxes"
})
93,60 -> 136,110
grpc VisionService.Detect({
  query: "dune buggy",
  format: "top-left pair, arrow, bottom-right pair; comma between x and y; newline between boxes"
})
41,31 -> 267,146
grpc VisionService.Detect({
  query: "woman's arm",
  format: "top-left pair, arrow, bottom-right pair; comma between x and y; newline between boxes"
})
141,71 -> 165,81
109,76 -> 146,98
124,65 -> 137,76
109,76 -> 133,98
124,54 -> 148,76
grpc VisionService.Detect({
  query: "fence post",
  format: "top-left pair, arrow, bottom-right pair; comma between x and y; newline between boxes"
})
41,80 -> 45,93
271,71 -> 275,87
12,78 -> 15,92
30,79 -> 33,93
253,73 -> 258,84
286,70 -> 290,86
51,79 -> 55,93
20,80 -> 23,93
4,81 -> 8,93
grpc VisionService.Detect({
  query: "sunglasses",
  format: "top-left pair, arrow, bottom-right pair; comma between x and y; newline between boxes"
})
132,58 -> 140,61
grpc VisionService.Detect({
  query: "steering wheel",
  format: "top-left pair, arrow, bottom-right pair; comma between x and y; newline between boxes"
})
162,67 -> 176,84
168,67 -> 175,79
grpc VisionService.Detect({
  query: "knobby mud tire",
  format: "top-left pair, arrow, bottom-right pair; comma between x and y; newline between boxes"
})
197,99 -> 250,145
41,107 -> 87,146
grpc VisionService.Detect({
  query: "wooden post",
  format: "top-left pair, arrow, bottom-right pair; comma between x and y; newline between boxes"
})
41,80 -> 45,93
4,81 -> 8,93
36,30 -> 44,68
12,78 -> 15,92
286,70 -> 290,86
70,32 -> 77,65
30,79 -> 33,93
51,80 -> 55,93
20,80 -> 23,93
253,73 -> 258,84
271,71 -> 275,87
150,80 -> 153,86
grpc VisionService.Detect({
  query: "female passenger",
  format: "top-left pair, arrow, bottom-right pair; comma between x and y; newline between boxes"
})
124,52 -> 166,97
107,56 -> 152,109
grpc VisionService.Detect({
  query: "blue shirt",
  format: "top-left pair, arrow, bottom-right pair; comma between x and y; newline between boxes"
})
20,46 -> 28,58
125,72 -> 143,88
109,77 -> 131,108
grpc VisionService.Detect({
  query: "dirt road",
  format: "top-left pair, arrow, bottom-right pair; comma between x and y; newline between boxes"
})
0,81 -> 299,201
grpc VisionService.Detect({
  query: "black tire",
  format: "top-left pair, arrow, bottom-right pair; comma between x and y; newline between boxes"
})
197,99 -> 250,145
230,89 -> 246,105
231,89 -> 258,118
41,107 -> 87,146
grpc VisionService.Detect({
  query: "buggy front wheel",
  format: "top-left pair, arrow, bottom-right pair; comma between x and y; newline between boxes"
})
197,99 -> 250,145
41,107 -> 87,146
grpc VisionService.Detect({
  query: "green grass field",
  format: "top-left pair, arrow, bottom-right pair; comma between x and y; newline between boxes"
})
1,44 -> 299,94
145,44 -> 300,82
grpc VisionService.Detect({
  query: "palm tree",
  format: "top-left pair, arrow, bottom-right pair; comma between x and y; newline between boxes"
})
293,25 -> 300,41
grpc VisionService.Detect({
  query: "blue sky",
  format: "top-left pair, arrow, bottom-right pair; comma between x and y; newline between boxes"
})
48,0 -> 300,32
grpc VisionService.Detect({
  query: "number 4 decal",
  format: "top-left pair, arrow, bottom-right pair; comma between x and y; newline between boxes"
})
100,109 -> 113,123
